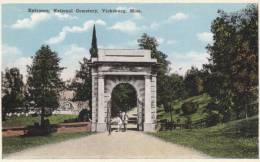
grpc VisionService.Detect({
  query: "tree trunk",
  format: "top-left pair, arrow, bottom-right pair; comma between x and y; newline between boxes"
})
170,107 -> 173,122
245,104 -> 248,119
40,107 -> 45,127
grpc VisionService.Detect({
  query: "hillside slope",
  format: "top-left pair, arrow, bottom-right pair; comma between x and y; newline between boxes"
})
157,93 -> 212,123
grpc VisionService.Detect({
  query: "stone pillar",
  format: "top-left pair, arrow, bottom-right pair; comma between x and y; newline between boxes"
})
144,74 -> 154,132
151,74 -> 157,123
96,74 -> 106,132
91,73 -> 98,132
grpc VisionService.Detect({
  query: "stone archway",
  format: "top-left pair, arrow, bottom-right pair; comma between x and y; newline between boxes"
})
89,49 -> 157,132
105,77 -> 144,131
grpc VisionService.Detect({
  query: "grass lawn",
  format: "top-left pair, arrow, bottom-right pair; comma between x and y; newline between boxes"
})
2,132 -> 93,157
149,116 -> 258,158
157,93 -> 212,123
2,114 -> 78,127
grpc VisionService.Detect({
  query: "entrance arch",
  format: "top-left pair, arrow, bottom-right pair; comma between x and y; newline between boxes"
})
110,83 -> 137,118
89,49 -> 157,132
106,79 -> 144,131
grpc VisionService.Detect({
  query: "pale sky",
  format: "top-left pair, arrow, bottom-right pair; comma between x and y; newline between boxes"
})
2,3 -> 249,81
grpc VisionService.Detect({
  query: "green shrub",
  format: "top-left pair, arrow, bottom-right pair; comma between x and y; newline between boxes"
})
206,102 -> 220,111
175,109 -> 181,114
78,109 -> 91,122
181,102 -> 198,115
206,102 -> 232,122
25,119 -> 57,136
206,111 -> 222,127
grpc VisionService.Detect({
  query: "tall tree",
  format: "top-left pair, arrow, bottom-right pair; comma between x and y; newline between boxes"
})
1,68 -> 24,120
205,4 -> 258,119
26,45 -> 64,126
89,25 -> 98,57
138,33 -> 170,106
70,57 -> 92,102
160,73 -> 186,112
184,66 -> 204,97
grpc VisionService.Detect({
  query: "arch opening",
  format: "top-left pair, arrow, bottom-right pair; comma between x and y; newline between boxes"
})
111,83 -> 137,117
110,83 -> 139,131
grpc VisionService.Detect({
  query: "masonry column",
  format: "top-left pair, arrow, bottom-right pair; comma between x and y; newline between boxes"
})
97,74 -> 106,132
144,74 -> 154,132
91,73 -> 98,132
151,74 -> 157,125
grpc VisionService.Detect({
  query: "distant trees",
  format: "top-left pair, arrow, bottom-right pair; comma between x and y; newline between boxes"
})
2,68 -> 24,120
204,4 -> 258,120
26,45 -> 64,126
111,83 -> 137,117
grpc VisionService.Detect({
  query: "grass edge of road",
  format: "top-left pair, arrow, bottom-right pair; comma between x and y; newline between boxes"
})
147,116 -> 258,159
2,132 -> 93,158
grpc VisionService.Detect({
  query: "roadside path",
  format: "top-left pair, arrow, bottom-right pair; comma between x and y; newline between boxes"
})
6,131 -> 210,159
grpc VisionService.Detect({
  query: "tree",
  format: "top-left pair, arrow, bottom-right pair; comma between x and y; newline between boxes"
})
70,57 -> 92,102
1,68 -> 24,120
26,45 -> 64,126
181,101 -> 198,115
184,66 -> 204,97
89,25 -> 98,57
138,33 -> 171,106
111,83 -> 137,117
160,73 -> 186,112
205,4 -> 258,119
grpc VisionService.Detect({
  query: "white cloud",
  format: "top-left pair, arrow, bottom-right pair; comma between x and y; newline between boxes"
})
60,44 -> 89,81
154,37 -> 177,46
11,13 -> 51,29
11,12 -> 78,29
166,40 -> 177,45
167,12 -> 188,23
2,44 -> 22,57
46,30 -> 66,45
109,20 -> 140,33
197,32 -> 213,44
46,19 -> 106,44
146,12 -> 188,29
2,44 -> 32,81
169,51 -> 209,75
150,22 -> 160,30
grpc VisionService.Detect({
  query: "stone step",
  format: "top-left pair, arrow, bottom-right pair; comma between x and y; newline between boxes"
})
128,121 -> 137,124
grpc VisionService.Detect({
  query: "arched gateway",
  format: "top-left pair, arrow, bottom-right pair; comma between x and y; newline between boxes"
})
89,49 -> 157,132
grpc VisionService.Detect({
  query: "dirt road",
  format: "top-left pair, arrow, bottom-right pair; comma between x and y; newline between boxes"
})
6,131 -> 210,159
